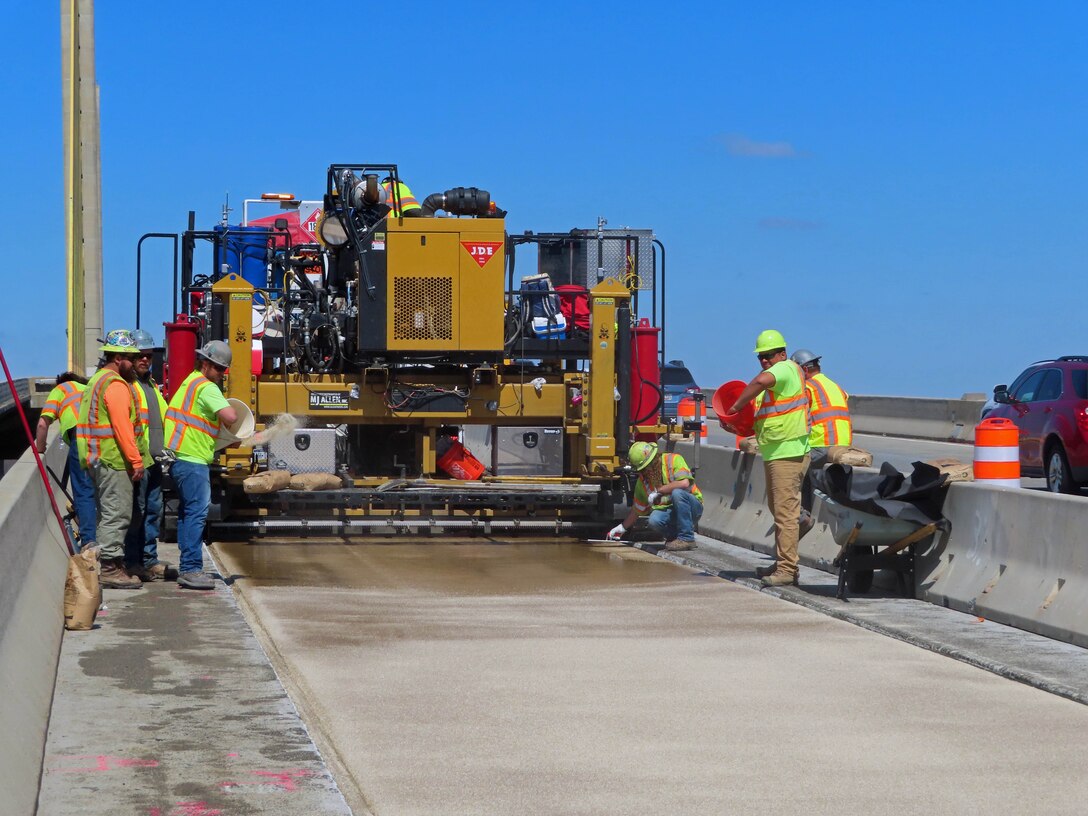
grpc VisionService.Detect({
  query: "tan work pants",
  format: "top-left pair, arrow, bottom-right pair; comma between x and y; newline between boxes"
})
764,455 -> 810,576
90,464 -> 134,561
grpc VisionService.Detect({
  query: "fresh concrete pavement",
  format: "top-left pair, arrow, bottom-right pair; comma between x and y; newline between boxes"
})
205,537 -> 1088,816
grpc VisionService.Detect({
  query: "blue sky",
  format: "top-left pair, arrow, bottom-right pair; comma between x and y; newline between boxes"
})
3,2 -> 1086,397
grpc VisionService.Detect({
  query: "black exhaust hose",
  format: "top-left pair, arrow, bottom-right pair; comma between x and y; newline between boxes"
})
616,303 -> 632,457
421,187 -> 493,217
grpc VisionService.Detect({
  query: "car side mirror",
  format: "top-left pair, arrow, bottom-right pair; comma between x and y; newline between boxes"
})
993,385 -> 1010,404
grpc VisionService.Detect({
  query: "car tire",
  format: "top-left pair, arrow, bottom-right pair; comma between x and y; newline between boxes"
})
1045,443 -> 1077,494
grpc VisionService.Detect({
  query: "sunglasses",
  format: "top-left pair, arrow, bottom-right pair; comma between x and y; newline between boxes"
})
136,351 -> 153,359
757,351 -> 778,361
121,354 -> 141,362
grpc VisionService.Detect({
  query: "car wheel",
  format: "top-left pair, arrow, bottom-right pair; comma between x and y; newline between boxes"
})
1045,443 -> 1076,494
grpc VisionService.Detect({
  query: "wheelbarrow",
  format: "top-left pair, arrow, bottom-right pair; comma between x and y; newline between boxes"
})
815,490 -> 943,601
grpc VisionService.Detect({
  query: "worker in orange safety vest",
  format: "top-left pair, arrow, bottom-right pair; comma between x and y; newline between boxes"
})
791,349 -> 852,452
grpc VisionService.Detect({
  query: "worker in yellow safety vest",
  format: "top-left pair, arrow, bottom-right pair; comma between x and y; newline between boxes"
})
606,441 -> 703,550
726,329 -> 811,587
75,329 -> 146,589
36,371 -> 96,549
123,329 -> 174,582
164,340 -> 238,591
381,177 -> 422,217
791,349 -> 852,452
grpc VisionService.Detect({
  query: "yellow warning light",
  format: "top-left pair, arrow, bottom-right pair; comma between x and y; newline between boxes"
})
261,192 -> 295,201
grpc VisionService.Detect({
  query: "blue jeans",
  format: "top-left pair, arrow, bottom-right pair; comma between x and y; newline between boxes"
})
124,463 -> 163,568
66,437 -> 97,549
171,459 -> 210,575
647,488 -> 703,542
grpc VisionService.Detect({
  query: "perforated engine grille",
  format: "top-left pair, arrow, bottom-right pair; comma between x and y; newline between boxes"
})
392,276 -> 453,340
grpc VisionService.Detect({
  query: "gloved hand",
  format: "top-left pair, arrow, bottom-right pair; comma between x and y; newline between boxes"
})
606,523 -> 626,541
647,491 -> 662,506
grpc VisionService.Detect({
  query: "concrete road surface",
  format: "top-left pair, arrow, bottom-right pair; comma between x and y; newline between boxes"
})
213,540 -> 1088,816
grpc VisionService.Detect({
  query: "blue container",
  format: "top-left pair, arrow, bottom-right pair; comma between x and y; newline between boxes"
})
214,225 -> 271,302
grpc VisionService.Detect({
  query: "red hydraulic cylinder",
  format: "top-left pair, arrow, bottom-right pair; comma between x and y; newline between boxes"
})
163,314 -> 200,402
630,317 -> 662,425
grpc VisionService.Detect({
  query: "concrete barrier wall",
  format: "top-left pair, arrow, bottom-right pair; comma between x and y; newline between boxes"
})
0,431 -> 70,816
678,440 -> 1088,648
699,390 -> 985,443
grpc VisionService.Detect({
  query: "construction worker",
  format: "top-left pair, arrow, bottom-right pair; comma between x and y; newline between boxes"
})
606,441 -> 703,551
381,176 -> 422,217
725,330 -> 811,587
35,371 -> 95,549
75,329 -> 145,589
791,349 -> 852,454
164,340 -> 238,590
123,330 -> 173,581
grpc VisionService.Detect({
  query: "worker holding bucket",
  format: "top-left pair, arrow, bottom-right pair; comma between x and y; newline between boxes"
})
723,330 -> 811,587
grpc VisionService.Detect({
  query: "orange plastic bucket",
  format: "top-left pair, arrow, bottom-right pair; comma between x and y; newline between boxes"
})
437,440 -> 486,481
712,380 -> 755,437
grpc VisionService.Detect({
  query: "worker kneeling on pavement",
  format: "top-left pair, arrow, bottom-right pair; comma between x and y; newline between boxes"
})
607,441 -> 703,551
164,340 -> 238,591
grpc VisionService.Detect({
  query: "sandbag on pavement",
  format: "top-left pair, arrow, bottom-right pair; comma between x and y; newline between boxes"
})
64,548 -> 101,631
289,472 -> 343,491
924,457 -> 973,482
243,469 -> 293,494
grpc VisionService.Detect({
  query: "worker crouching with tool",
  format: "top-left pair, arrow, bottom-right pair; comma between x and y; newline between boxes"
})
725,330 -> 811,587
164,341 -> 237,591
607,441 -> 703,551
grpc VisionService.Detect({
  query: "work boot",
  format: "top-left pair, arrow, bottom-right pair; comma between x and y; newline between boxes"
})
177,571 -> 215,591
664,539 -> 696,551
755,563 -> 778,578
143,562 -> 174,582
760,571 -> 799,588
101,558 -> 143,590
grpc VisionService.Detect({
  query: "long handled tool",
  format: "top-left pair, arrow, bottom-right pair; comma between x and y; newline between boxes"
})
0,346 -> 75,555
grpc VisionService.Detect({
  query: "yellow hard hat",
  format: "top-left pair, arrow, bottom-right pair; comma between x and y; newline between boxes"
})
754,329 -> 786,354
628,441 -> 659,471
99,329 -> 138,354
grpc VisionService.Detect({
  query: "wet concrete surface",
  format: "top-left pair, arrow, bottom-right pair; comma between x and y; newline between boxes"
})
212,538 -> 1088,816
37,542 -> 351,816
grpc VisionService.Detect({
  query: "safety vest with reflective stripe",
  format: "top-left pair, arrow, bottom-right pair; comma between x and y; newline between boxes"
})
806,372 -> 852,448
754,361 -> 810,444
164,372 -> 221,464
76,369 -> 137,470
43,381 -> 85,438
133,380 -> 168,466
637,453 -> 702,511
381,180 -> 421,216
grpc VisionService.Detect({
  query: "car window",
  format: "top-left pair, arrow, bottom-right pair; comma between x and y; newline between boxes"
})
1007,369 -> 1034,396
1035,369 -> 1063,402
1073,370 -> 1088,399
662,367 -> 696,387
1012,370 -> 1046,402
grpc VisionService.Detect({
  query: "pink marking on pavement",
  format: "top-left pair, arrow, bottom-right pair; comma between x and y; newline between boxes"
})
219,768 -> 318,792
148,803 -> 223,816
50,754 -> 159,773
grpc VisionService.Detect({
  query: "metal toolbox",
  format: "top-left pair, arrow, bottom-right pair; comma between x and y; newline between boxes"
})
494,426 -> 564,477
267,428 -> 343,474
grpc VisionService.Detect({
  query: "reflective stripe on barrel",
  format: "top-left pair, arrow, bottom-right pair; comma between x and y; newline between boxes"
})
973,417 -> 1020,488
677,397 -> 707,438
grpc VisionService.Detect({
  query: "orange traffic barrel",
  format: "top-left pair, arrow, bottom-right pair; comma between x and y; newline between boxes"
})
677,397 -> 707,437
712,380 -> 755,437
973,417 -> 1020,488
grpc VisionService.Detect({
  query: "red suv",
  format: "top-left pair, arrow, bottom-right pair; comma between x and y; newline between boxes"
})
987,357 -> 1088,493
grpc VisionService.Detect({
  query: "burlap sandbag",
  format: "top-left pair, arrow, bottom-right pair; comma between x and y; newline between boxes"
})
738,436 -> 760,455
826,446 -> 874,467
243,469 -> 293,494
924,457 -> 974,482
289,472 -> 343,491
64,548 -> 101,631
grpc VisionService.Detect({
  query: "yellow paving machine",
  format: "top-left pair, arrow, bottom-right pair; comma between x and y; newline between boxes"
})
152,163 -> 682,537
